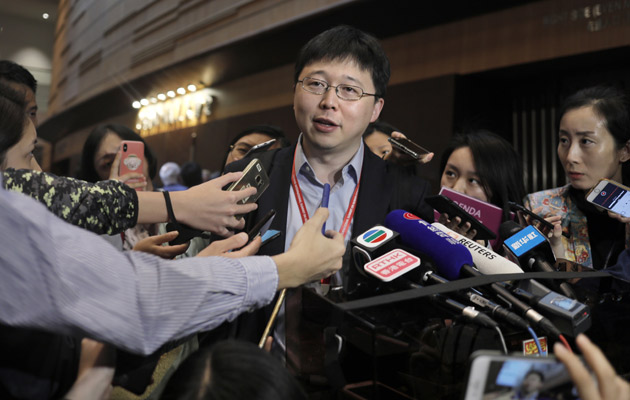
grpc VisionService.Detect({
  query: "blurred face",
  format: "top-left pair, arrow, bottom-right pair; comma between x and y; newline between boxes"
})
558,105 -> 629,191
225,133 -> 275,166
2,118 -> 41,171
94,132 -> 151,186
294,59 -> 383,158
520,372 -> 543,394
364,131 -> 392,158
440,146 -> 489,202
5,81 -> 38,126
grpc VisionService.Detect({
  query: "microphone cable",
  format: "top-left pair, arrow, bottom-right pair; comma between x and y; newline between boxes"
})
495,326 -> 508,354
558,334 -> 573,353
527,326 -> 544,356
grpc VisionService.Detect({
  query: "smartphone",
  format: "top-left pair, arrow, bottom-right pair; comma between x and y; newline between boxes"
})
226,158 -> 270,218
508,201 -> 570,238
119,141 -> 145,191
463,351 -> 578,400
246,209 -> 276,242
261,229 -> 281,246
243,138 -> 277,158
586,178 -> 630,218
425,194 -> 497,240
388,137 -> 431,160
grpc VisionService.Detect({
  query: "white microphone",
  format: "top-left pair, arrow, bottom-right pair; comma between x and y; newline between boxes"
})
432,223 -> 523,274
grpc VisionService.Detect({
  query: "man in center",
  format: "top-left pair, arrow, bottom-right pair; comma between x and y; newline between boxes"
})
226,25 -> 433,378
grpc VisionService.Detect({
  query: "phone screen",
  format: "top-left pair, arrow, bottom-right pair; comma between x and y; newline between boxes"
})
589,181 -> 630,217
464,353 -> 579,400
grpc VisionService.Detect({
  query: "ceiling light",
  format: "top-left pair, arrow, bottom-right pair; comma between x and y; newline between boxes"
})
177,87 -> 186,95
132,101 -> 141,109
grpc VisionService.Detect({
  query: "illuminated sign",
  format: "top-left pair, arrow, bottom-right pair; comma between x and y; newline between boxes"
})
134,88 -> 213,136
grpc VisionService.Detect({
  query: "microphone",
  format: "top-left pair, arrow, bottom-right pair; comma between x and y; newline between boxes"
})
351,225 -> 400,274
501,221 -> 577,299
362,247 -> 501,330
434,222 -> 590,337
384,210 -> 474,280
384,210 -> 562,337
423,271 -> 530,330
430,294 -> 499,330
432,222 -> 523,275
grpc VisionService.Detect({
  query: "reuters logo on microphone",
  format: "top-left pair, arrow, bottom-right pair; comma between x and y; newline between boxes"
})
403,212 -> 420,220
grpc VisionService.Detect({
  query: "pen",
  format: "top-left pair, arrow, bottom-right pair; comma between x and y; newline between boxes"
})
321,183 -> 331,285
321,183 -> 330,235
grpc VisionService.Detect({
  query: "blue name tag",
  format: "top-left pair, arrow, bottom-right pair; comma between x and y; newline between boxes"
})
504,225 -> 545,257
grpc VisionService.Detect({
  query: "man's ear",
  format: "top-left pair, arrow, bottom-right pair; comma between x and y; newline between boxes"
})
370,98 -> 384,123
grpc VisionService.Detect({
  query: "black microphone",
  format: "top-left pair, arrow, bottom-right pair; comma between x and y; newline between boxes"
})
501,221 -> 577,299
350,225 -> 400,275
430,293 -> 499,330
385,210 -> 563,337
423,271 -> 530,330
357,237 -> 502,331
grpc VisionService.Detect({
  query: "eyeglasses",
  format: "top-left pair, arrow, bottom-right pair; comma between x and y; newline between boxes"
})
297,77 -> 377,101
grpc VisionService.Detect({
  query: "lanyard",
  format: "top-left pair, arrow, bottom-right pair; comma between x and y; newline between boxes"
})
290,146 -> 360,240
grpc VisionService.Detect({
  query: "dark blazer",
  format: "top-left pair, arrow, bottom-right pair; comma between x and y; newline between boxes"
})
225,143 -> 433,341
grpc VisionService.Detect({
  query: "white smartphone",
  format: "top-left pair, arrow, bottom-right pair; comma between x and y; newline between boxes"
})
586,178 -> 630,217
463,351 -> 578,400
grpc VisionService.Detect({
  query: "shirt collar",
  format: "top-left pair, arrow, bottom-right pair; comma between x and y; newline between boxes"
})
294,133 -> 363,185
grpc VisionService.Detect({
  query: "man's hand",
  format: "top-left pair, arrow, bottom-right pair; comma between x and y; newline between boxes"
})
169,172 -> 258,237
132,231 -> 189,259
555,334 -> 630,400
197,232 -> 262,258
272,208 -> 345,289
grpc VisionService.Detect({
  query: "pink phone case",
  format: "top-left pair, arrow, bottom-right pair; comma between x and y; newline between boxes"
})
119,141 -> 145,190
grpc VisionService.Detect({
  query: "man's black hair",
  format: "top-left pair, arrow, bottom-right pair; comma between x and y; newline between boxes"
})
0,60 -> 37,93
294,25 -> 390,98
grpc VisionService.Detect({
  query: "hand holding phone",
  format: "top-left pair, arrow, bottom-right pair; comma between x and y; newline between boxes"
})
586,178 -> 630,218
463,351 -> 576,400
118,141 -> 146,191
508,202 -> 570,238
426,194 -> 496,240
387,136 -> 433,165
226,158 -> 270,218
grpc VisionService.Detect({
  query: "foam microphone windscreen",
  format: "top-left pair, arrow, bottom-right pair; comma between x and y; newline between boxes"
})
384,209 -> 473,280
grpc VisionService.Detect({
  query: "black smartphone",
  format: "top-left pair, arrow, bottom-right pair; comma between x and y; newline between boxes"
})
246,209 -> 276,242
243,138 -> 277,158
388,137 -> 431,160
425,194 -> 497,240
227,158 -> 270,218
508,201 -> 570,238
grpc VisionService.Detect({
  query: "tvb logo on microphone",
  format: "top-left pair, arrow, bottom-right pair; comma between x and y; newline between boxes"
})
357,226 -> 395,248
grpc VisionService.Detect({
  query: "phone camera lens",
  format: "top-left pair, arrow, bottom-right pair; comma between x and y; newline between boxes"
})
123,144 -> 127,151
255,175 -> 262,184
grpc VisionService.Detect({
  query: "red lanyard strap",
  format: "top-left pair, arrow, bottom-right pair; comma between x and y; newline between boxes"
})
290,146 -> 360,240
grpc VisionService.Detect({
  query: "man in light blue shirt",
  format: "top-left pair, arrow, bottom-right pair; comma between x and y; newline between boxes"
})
225,26 -> 433,377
